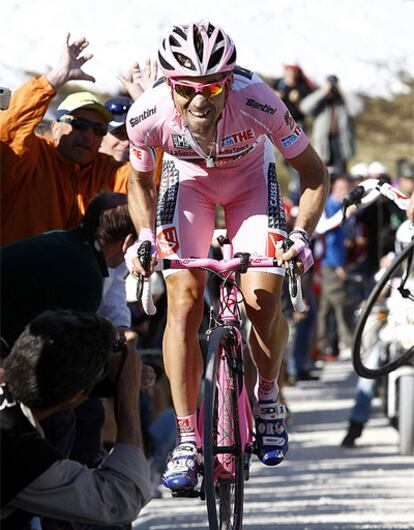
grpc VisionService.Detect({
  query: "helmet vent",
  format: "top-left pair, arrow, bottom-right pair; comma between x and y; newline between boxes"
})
208,48 -> 224,70
169,35 -> 180,47
173,26 -> 187,40
158,52 -> 175,71
206,23 -> 215,37
174,52 -> 196,71
227,48 -> 237,66
193,26 -> 204,62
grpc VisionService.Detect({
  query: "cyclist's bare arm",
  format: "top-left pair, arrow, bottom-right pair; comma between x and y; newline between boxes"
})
281,144 -> 329,263
288,144 -> 329,234
128,167 -> 157,275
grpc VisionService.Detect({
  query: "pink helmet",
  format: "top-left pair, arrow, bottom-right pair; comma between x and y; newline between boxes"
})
158,21 -> 237,78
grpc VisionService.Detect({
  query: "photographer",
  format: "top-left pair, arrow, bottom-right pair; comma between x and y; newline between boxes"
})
300,74 -> 364,173
0,192 -> 135,349
0,310 -> 151,528
0,192 -> 145,474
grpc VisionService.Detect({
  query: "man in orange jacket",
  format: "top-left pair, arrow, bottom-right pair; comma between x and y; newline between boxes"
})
0,33 -> 132,246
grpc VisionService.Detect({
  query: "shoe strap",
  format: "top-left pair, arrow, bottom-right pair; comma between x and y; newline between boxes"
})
166,444 -> 199,474
169,443 -> 198,461
258,402 -> 287,420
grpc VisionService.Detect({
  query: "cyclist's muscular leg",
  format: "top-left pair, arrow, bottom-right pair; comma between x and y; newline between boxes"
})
163,269 -> 206,418
240,272 -> 288,379
162,270 -> 205,490
240,271 -> 289,466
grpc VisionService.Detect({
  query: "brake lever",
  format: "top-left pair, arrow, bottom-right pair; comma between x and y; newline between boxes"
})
282,238 -> 297,298
136,240 -> 152,301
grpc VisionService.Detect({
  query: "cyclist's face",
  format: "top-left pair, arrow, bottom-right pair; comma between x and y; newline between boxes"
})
169,73 -> 232,137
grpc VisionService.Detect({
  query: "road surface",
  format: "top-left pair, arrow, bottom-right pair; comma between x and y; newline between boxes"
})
133,352 -> 414,529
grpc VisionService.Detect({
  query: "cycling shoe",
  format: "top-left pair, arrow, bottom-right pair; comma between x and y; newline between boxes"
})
255,400 -> 288,466
162,442 -> 200,490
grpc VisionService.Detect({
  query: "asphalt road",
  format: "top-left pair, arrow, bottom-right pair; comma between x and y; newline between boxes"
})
133,352 -> 414,530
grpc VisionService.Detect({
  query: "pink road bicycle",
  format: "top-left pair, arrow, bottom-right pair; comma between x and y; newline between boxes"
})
137,233 -> 303,529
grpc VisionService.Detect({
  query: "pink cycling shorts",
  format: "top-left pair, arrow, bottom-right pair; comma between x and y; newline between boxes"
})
156,140 -> 286,276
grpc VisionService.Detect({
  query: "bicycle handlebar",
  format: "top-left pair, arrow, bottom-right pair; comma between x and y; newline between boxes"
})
342,178 -> 409,224
137,246 -> 305,315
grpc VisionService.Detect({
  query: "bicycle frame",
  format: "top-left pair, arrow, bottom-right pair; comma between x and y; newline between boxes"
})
197,236 -> 254,480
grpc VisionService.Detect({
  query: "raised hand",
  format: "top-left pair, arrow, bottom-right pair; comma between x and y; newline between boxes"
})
117,58 -> 159,101
47,32 -> 96,90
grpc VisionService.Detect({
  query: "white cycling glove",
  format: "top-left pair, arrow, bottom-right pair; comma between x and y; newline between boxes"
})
288,228 -> 314,273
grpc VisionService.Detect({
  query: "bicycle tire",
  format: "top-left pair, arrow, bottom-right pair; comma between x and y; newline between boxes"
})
353,240 -> 414,378
203,326 -> 244,530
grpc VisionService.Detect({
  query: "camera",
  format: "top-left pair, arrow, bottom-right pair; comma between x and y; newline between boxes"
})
112,336 -> 128,358
0,87 -> 12,110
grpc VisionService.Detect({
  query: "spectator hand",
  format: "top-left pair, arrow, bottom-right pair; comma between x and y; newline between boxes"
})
141,364 -> 156,390
47,33 -> 96,90
335,266 -> 347,281
117,58 -> 158,101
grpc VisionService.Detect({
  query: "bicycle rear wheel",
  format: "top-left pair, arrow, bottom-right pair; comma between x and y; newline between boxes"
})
353,241 -> 414,378
203,326 -> 244,530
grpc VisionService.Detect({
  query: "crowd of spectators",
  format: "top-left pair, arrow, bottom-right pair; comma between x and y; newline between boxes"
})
267,63 -> 413,394
0,34 -> 159,530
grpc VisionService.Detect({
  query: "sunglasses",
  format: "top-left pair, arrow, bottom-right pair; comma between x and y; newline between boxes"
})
58,116 -> 108,137
106,101 -> 131,115
169,75 -> 229,100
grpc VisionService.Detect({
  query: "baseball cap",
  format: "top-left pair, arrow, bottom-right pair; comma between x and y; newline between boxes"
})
56,92 -> 113,122
350,162 -> 369,180
105,96 -> 133,132
368,161 -> 389,176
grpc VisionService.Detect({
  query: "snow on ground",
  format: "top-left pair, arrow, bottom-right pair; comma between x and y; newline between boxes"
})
2,0 -> 413,99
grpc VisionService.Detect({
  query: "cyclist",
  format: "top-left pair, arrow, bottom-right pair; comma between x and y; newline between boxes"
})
125,21 -> 329,491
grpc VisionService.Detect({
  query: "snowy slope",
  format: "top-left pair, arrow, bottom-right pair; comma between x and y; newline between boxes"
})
1,0 -> 413,98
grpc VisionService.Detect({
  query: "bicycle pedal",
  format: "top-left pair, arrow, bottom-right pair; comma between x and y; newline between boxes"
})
171,488 -> 200,498
244,450 -> 252,480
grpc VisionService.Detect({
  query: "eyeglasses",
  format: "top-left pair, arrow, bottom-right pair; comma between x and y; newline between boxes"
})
58,116 -> 108,137
169,75 -> 229,100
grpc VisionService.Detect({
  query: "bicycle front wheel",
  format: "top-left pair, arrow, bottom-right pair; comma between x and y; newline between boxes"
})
353,241 -> 414,378
203,326 -> 244,530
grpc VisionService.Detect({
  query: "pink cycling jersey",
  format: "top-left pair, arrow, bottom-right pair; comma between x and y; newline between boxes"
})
126,67 -> 309,271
